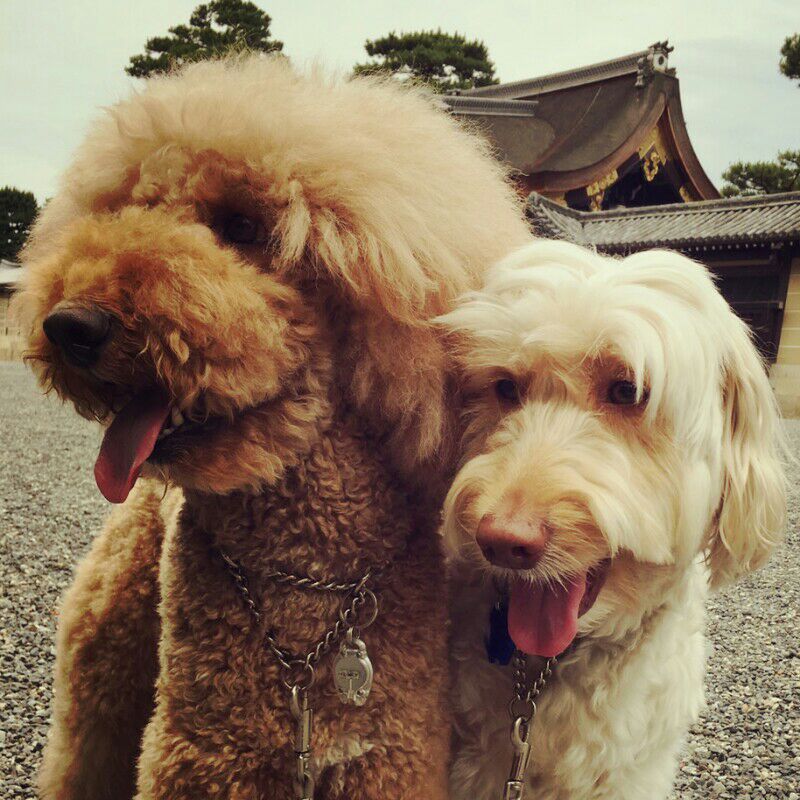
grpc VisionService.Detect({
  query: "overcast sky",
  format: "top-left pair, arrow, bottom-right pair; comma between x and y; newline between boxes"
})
2,0 -> 798,203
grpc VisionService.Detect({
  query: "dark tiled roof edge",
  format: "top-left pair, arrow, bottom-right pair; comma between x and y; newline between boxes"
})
571,191 -> 800,220
466,49 -> 651,99
525,192 -> 800,250
440,96 -> 539,117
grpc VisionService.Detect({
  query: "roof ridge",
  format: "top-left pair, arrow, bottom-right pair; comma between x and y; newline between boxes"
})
528,191 -> 800,222
528,193 -> 584,219
465,46 -> 653,99
525,191 -> 800,251
440,96 -> 539,117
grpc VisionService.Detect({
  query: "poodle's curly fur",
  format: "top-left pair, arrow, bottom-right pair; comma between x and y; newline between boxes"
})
14,56 -> 531,799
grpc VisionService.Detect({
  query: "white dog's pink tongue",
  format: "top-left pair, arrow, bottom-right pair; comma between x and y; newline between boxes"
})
94,390 -> 171,504
508,573 -> 588,658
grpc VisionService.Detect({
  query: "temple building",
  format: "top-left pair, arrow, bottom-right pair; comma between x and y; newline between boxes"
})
443,42 -> 718,208
444,42 -> 800,415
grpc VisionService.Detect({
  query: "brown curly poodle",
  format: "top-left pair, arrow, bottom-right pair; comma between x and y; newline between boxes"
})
14,57 -> 531,800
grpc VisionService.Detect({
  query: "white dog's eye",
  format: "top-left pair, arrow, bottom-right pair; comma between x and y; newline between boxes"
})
607,380 -> 647,406
494,378 -> 520,404
222,213 -> 262,245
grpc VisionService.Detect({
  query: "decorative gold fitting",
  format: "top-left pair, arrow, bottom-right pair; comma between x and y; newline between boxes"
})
586,169 -> 618,199
642,149 -> 663,182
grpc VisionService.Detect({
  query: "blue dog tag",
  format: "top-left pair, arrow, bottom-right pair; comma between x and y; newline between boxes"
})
486,598 -> 515,665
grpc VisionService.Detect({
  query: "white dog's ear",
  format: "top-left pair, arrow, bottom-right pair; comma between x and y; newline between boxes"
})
707,319 -> 786,589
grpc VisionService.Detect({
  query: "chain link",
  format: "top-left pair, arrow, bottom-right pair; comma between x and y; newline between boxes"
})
508,650 -> 555,722
217,548 -> 388,800
218,549 -> 263,621
218,549 -> 379,687
263,566 -> 371,595
502,650 -> 557,799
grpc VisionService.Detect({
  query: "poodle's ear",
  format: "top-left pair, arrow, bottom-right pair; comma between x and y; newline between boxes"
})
342,309 -> 460,505
706,317 -> 786,589
296,202 -> 491,503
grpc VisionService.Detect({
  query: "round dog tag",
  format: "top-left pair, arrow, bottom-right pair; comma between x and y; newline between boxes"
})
333,636 -> 374,706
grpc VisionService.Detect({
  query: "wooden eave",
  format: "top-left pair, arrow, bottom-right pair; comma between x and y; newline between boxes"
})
452,44 -> 720,206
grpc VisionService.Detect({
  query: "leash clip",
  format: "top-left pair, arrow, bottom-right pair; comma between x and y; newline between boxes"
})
290,686 -> 315,800
503,716 -> 532,799
499,651 -> 557,800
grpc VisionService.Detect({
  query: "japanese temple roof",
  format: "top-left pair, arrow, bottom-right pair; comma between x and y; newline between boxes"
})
526,191 -> 800,253
442,42 -> 718,201
467,45 -> 669,98
444,96 -> 539,117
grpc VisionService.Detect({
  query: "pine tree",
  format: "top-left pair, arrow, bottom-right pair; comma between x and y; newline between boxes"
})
353,30 -> 498,92
126,0 -> 283,78
721,35 -> 799,196
0,187 -> 38,261
721,151 -> 800,197
780,33 -> 800,84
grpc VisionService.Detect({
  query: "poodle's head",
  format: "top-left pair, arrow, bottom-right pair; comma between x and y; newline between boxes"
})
440,241 -> 786,656
14,56 -> 529,502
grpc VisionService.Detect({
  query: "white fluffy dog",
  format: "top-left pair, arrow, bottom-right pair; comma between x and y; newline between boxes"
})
440,240 -> 786,800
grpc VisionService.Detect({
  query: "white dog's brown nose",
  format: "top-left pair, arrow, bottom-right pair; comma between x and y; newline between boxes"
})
476,514 -> 550,570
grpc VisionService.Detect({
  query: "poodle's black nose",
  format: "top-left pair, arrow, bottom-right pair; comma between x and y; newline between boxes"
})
43,305 -> 112,367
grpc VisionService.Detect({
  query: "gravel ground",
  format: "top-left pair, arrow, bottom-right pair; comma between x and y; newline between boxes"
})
1,359 -> 798,799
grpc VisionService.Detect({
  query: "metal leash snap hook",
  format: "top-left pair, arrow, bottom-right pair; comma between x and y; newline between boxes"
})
501,652 -> 557,800
502,715 -> 533,799
290,686 -> 315,800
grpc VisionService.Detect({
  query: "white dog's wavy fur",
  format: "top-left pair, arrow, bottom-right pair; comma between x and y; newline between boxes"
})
441,241 -> 786,800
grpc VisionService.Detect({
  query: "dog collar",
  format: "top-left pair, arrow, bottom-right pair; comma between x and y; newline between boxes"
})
487,595 -> 516,665
217,548 -> 383,800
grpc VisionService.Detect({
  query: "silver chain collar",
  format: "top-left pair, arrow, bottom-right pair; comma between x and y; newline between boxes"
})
220,553 -> 559,800
218,549 -> 382,800
218,550 -> 378,687
502,650 -> 557,800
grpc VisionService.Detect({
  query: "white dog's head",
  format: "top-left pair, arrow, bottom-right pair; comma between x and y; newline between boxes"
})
440,240 -> 786,657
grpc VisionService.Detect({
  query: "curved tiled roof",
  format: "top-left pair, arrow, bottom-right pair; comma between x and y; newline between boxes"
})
441,96 -> 539,117
442,42 -> 717,201
526,192 -> 800,252
465,45 -> 671,99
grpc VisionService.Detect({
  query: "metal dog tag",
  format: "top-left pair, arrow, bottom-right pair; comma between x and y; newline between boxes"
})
333,635 -> 373,706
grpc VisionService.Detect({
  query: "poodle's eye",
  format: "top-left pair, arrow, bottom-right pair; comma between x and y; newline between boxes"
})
494,378 -> 520,404
607,380 -> 647,406
222,213 -> 262,244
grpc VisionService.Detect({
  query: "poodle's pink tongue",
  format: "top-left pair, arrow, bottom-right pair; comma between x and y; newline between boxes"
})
508,573 -> 587,658
94,390 -> 171,504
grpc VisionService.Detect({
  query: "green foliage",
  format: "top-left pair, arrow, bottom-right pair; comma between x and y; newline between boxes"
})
353,30 -> 498,92
721,40 -> 799,197
721,151 -> 800,197
780,33 -> 800,84
0,187 -> 38,261
126,0 -> 283,78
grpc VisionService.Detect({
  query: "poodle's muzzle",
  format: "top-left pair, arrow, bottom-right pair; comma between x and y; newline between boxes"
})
43,303 -> 113,368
